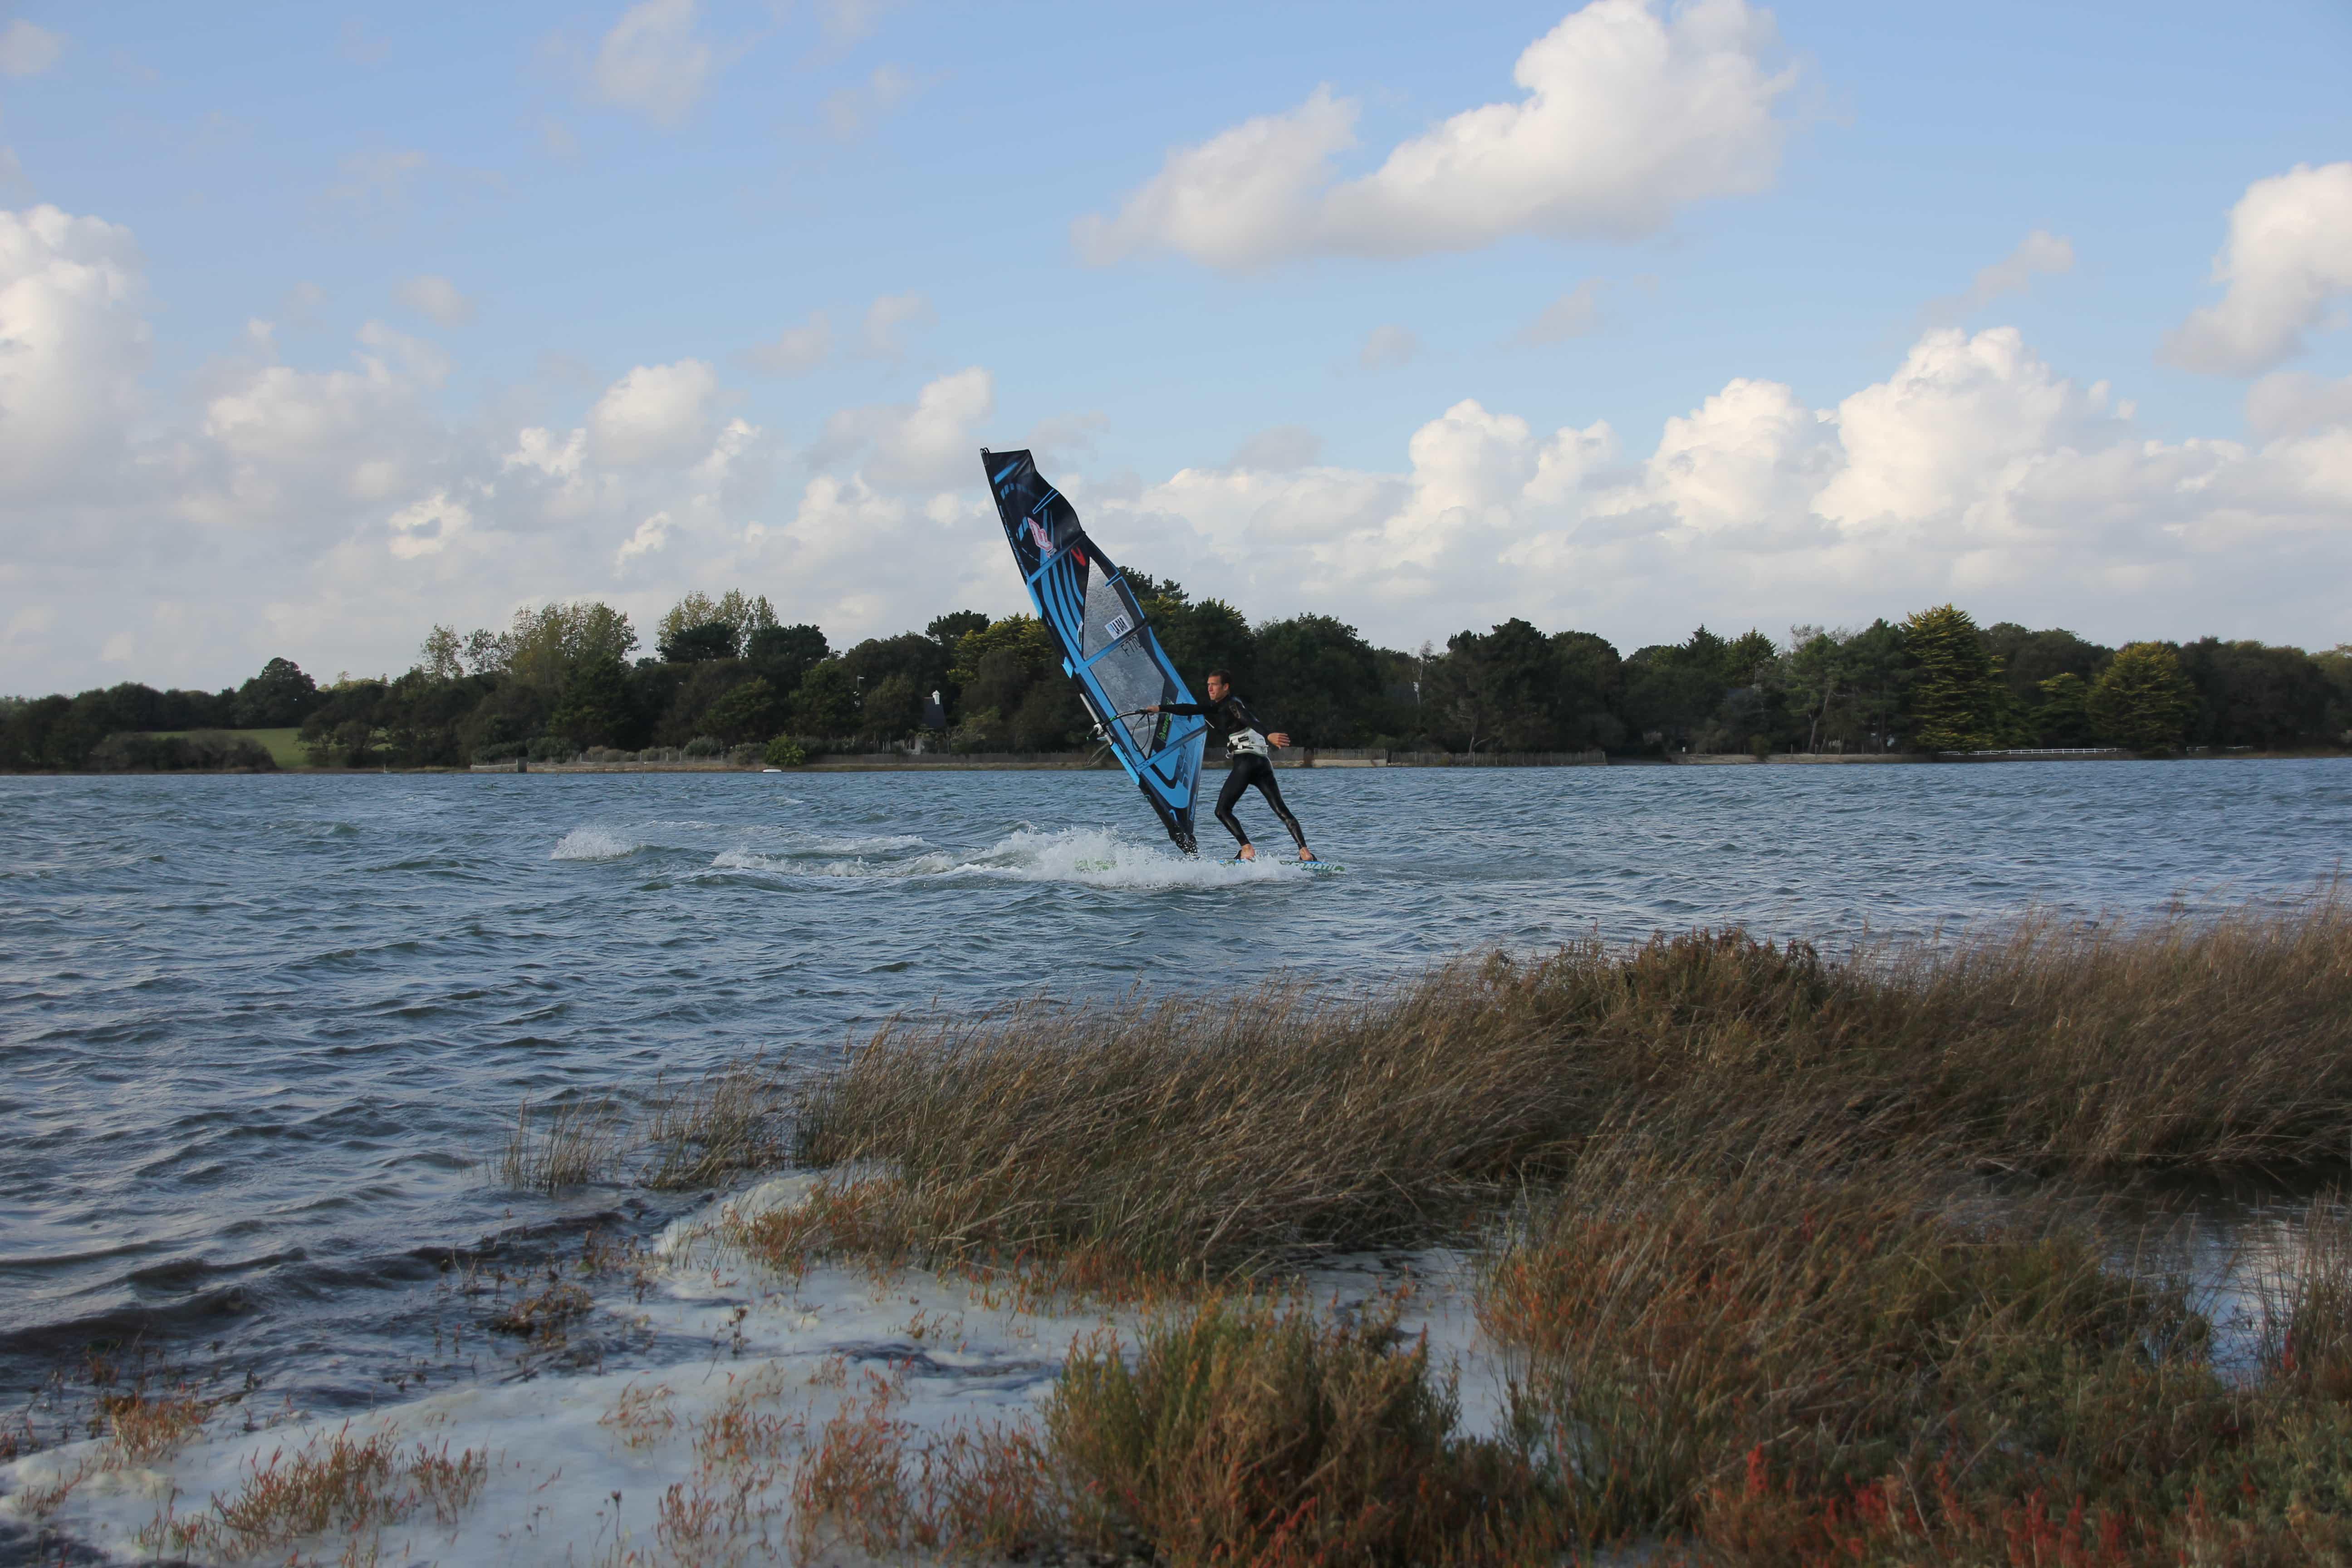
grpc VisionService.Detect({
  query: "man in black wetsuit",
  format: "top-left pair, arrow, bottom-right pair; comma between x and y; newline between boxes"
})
1144,671 -> 1318,862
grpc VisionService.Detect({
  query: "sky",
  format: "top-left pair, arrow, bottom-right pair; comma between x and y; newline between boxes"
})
2,0 -> 2349,694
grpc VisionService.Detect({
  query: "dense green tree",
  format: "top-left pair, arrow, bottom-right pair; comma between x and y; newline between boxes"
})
299,679 -> 389,765
657,590 -> 777,655
1253,614 -> 1390,746
926,611 -> 990,651
654,662 -> 756,746
702,676 -> 789,744
791,660 -> 861,736
858,673 -> 926,742
745,624 -> 830,694
547,654 -> 640,749
234,657 -> 321,727
2318,646 -> 2352,743
2029,672 -> 2096,746
500,602 -> 639,691
2176,638 -> 2333,750
844,633 -> 949,704
418,625 -> 465,681
376,670 -> 502,764
1425,619 -> 1565,751
1147,595 -> 1256,693
658,621 -> 739,662
2087,642 -> 2196,752
1550,632 -> 1625,750
1619,627 -> 1748,750
1902,605 -> 2003,752
1981,624 -> 2111,709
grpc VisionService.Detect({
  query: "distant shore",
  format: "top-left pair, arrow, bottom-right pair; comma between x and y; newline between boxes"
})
463,745 -> 2346,774
11,744 -> 2348,777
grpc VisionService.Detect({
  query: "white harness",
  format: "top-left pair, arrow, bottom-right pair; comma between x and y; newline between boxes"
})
1227,728 -> 1270,759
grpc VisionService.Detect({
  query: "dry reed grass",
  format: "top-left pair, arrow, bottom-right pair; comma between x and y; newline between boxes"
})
1043,1294 -> 1551,1566
784,896 -> 2352,1288
495,1060 -> 784,1193
144,1423 -> 488,1561
499,1093 -> 628,1191
642,1059 -> 786,1190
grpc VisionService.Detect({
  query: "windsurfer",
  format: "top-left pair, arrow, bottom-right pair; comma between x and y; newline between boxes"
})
1143,672 -> 1317,862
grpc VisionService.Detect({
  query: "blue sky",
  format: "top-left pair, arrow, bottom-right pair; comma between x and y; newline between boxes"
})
3,0 -> 2349,691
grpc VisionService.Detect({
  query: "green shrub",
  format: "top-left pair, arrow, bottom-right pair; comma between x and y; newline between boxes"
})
763,736 -> 806,767
1046,1297 -> 1536,1564
682,735 -> 723,758
526,735 -> 574,762
87,730 -> 276,772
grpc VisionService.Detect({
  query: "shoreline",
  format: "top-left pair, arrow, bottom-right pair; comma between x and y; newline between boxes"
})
6,746 -> 2347,776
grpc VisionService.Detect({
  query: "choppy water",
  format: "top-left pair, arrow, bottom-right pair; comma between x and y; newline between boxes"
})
3,760 -> 2347,1415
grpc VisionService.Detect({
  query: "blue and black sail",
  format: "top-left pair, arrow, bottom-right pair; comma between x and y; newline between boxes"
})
980,448 -> 1206,853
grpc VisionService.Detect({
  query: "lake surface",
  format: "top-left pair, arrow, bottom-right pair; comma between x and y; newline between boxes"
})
3,759 -> 2347,1413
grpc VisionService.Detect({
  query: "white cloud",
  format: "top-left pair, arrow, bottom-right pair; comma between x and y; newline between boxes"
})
744,310 -> 830,375
812,365 -> 993,491
1357,324 -> 1420,371
1521,278 -> 1604,343
588,359 -> 719,466
2164,162 -> 2352,376
1924,229 -> 2073,323
2248,371 -> 2352,443
591,0 -> 713,127
1645,376 -> 1826,532
397,273 -> 474,326
0,205 -> 149,500
1075,0 -> 1795,270
862,290 -> 934,358
1088,324 -> 2352,654
613,510 -> 676,568
387,491 -> 472,559
0,18 -> 64,77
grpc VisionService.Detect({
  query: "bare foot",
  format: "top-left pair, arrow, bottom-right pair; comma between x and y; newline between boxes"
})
1237,844 -> 1256,862
1298,848 -> 1318,862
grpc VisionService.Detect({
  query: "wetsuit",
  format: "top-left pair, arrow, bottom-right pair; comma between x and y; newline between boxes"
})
1160,692 -> 1308,854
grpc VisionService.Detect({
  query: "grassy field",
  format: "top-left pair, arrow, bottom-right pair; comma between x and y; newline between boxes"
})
147,727 -> 308,768
498,892 -> 2352,1563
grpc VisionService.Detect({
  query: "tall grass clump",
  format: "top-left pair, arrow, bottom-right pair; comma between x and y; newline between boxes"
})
498,1093 -> 628,1191
1480,1137 -> 2352,1561
642,1058 -> 786,1190
777,894 -> 2352,1288
785,969 -> 1603,1281
1044,1295 -> 1548,1565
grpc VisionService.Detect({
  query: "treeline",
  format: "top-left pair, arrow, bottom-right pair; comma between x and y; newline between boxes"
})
4,585 -> 2349,772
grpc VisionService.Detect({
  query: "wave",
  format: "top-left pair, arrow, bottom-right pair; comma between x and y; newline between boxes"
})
707,834 -> 929,871
550,827 -> 647,861
762,827 -> 1307,890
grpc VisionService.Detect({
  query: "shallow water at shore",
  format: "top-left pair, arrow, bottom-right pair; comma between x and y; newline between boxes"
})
2,760 -> 2347,1440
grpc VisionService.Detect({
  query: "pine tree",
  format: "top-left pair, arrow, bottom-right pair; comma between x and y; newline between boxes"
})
1901,605 -> 2003,752
2087,642 -> 2195,752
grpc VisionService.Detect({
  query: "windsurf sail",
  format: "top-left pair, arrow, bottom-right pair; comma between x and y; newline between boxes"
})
980,448 -> 1206,854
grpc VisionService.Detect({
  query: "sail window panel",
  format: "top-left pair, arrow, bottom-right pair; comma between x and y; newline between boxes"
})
1088,637 -> 1175,753
1079,563 -> 1145,661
